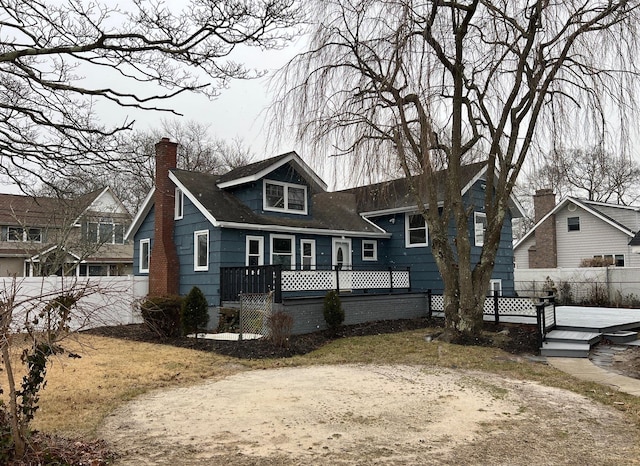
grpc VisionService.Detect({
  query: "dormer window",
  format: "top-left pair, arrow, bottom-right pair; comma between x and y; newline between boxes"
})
263,180 -> 307,214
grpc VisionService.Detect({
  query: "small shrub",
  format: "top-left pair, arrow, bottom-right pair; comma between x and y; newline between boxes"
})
181,287 -> 209,338
323,290 -> 344,328
217,307 -> 239,332
267,311 -> 294,347
580,256 -> 613,267
139,295 -> 183,337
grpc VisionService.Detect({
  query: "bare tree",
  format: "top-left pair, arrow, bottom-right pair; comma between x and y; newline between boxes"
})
273,1 -> 640,337
38,120 -> 254,212
0,0 -> 298,192
524,146 -> 640,204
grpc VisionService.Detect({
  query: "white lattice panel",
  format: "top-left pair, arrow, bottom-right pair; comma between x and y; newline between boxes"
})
281,270 -> 334,291
392,271 -> 410,288
431,295 -> 445,312
497,297 -> 537,316
483,299 -> 495,315
352,271 -> 390,289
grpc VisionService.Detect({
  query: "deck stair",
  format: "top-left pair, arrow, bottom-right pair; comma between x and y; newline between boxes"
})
602,330 -> 638,344
540,330 -> 602,358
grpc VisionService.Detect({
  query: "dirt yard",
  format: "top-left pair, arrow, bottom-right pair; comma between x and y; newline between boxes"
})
99,364 -> 639,466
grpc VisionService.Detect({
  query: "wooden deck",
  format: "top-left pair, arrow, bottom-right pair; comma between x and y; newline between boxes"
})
541,306 -> 640,358
555,306 -> 640,333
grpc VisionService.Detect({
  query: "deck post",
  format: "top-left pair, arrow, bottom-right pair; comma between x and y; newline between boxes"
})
335,265 -> 341,294
427,289 -> 432,318
389,267 -> 394,293
494,294 -> 499,324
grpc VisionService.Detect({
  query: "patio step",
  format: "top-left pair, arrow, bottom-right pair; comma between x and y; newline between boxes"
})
544,330 -> 602,345
540,341 -> 591,358
602,330 -> 638,344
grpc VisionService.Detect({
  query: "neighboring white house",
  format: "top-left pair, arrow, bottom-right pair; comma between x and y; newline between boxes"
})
514,190 -> 640,269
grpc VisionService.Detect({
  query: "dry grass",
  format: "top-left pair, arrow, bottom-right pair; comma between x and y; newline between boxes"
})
3,335 -> 251,438
3,327 -> 640,440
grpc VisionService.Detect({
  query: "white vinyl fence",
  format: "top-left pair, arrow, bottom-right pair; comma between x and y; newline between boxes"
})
0,276 -> 147,331
515,267 -> 640,305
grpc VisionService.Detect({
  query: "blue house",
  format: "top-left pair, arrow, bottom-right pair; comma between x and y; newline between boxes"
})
126,138 -> 524,333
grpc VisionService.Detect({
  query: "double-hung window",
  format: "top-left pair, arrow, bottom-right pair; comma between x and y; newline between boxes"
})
139,239 -> 150,273
362,240 -> 377,261
301,239 -> 316,270
264,180 -> 307,214
405,213 -> 428,247
271,234 -> 295,269
194,230 -> 209,271
474,212 -> 487,247
246,236 -> 264,266
567,216 -> 580,231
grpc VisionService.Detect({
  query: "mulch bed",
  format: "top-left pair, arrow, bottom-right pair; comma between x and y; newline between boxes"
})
82,317 -> 541,359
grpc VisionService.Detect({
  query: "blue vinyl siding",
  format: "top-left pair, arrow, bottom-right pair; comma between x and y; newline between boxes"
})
227,163 -> 313,219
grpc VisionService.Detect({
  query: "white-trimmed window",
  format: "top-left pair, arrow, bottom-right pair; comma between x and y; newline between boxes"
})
474,212 -> 487,247
175,188 -> 184,219
246,236 -> 264,266
593,254 -> 625,267
194,230 -> 209,271
567,216 -> 580,231
488,279 -> 502,297
405,213 -> 428,247
139,238 -> 150,273
263,180 -> 308,214
7,227 -> 42,243
362,240 -> 377,261
301,239 -> 316,270
87,219 -> 125,244
270,234 -> 295,269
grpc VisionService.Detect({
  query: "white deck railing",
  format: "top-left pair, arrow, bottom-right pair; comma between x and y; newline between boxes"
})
281,269 -> 410,292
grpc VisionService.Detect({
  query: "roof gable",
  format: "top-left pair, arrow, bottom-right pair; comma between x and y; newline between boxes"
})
514,197 -> 636,250
216,152 -> 328,192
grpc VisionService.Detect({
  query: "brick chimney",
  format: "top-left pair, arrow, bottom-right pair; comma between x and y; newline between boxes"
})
149,137 -> 180,296
528,188 -> 557,268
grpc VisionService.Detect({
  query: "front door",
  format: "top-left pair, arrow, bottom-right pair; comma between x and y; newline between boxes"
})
332,238 -> 352,290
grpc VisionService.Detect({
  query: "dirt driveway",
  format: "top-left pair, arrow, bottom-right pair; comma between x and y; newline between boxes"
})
100,364 -> 638,465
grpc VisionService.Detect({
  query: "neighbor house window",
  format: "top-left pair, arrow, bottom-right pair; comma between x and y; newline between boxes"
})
175,188 -> 184,219
263,180 -> 307,214
87,219 -> 125,244
301,239 -> 316,270
271,234 -> 295,269
488,279 -> 502,297
362,240 -> 377,261
139,239 -> 150,273
567,216 -> 580,231
405,213 -> 428,247
246,236 -> 264,266
474,212 -> 487,247
7,227 -> 41,242
194,230 -> 209,271
593,254 -> 625,267
7,227 -> 23,242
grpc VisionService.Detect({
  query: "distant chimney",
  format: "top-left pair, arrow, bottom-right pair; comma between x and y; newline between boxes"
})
528,189 -> 557,268
149,138 -> 180,296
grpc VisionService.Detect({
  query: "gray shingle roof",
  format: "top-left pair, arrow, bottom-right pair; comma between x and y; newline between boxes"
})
342,161 -> 486,213
172,169 -> 385,235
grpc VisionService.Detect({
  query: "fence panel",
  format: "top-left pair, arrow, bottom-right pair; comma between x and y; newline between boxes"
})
0,275 -> 147,330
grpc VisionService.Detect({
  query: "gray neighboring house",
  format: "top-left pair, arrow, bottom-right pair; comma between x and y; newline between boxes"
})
0,188 -> 133,277
514,189 -> 640,269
